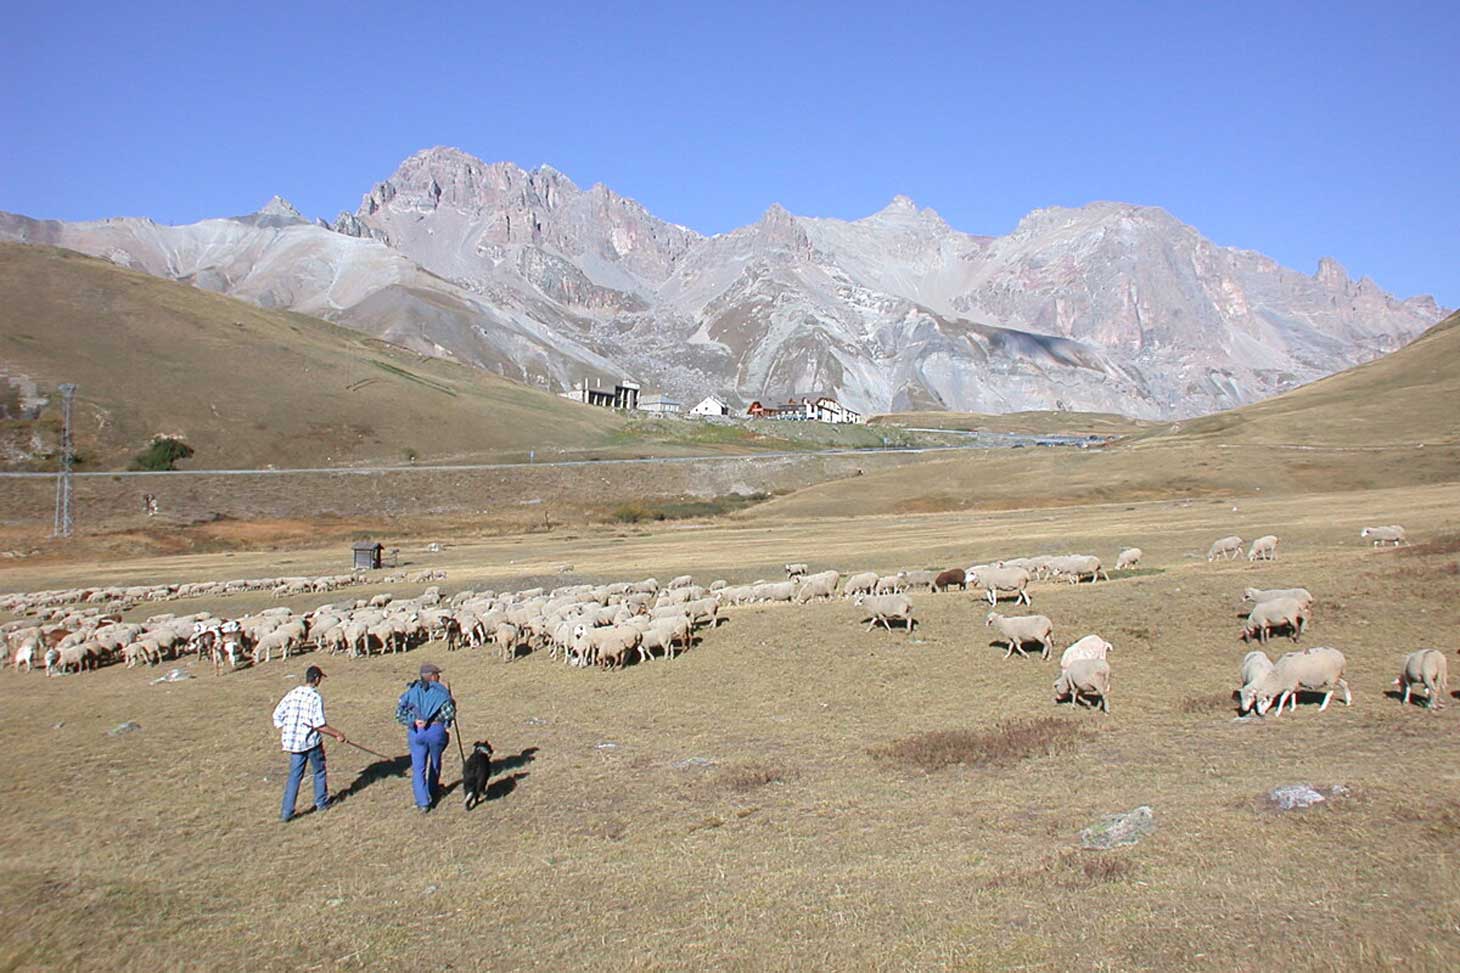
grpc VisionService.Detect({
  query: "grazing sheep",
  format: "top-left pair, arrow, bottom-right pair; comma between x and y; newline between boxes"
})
1046,555 -> 1108,584
897,569 -> 937,591
1361,525 -> 1407,547
1394,649 -> 1448,710
1256,647 -> 1350,716
491,622 -> 521,663
1248,535 -> 1279,562
932,568 -> 966,592
1115,548 -> 1143,570
853,594 -> 916,632
1053,659 -> 1110,713
968,566 -> 1033,606
667,575 -> 694,590
985,612 -> 1055,660
1243,587 -> 1314,611
1059,634 -> 1113,671
795,576 -> 838,603
1240,597 -> 1309,644
753,581 -> 798,603
844,572 -> 879,597
1237,650 -> 1275,714
873,574 -> 905,595
784,563 -> 809,579
1208,536 -> 1245,561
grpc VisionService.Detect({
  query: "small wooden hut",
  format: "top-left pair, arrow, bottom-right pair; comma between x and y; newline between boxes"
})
352,541 -> 384,571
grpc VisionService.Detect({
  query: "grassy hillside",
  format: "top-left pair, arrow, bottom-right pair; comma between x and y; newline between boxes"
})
871,409 -> 1155,437
748,311 -> 1460,519
0,245 -> 954,471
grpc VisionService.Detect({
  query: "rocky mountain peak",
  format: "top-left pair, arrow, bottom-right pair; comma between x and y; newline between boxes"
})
1316,256 -> 1350,287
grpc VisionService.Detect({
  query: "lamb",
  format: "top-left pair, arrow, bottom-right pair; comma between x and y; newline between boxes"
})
1247,535 -> 1279,561
1237,650 -> 1275,714
967,566 -> 1033,606
1361,525 -> 1407,547
932,568 -> 966,592
1394,649 -> 1448,710
843,572 -> 879,597
853,593 -> 916,632
1240,597 -> 1309,644
784,563 -> 809,579
1053,659 -> 1110,713
1255,647 -> 1350,716
1115,548 -> 1142,570
1058,634 -> 1113,671
1243,587 -> 1314,611
985,612 -> 1055,660
1208,535 -> 1245,561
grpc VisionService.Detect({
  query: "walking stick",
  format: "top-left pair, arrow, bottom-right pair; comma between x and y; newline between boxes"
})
446,679 -> 468,765
340,738 -> 392,760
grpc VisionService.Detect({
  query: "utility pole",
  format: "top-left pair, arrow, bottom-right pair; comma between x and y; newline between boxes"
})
53,383 -> 77,538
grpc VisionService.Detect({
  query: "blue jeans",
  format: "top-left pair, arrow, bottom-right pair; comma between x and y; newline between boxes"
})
281,744 -> 328,820
408,723 -> 448,808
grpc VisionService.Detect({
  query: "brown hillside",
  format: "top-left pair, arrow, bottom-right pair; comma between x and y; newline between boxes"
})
0,245 -> 954,472
749,311 -> 1460,519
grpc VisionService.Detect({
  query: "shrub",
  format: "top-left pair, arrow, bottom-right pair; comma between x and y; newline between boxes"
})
129,437 -> 194,471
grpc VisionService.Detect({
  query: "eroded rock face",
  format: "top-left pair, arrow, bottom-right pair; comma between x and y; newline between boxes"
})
0,147 -> 1446,418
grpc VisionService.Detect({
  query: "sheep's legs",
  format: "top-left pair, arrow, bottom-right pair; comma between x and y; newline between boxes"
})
1339,679 -> 1351,705
1318,690 -> 1333,712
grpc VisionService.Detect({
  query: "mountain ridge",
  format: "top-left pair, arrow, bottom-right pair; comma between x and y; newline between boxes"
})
1,145 -> 1446,418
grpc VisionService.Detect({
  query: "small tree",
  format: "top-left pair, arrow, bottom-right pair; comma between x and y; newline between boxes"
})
130,437 -> 194,471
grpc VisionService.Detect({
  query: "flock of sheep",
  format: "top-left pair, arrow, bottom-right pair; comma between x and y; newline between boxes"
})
0,522 -> 1443,720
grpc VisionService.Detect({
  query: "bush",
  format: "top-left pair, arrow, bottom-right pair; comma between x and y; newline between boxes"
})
129,437 -> 194,471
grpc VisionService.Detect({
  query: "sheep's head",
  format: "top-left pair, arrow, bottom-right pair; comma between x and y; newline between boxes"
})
984,612 -> 997,627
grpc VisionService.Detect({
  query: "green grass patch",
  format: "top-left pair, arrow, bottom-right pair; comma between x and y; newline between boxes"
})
369,359 -> 458,396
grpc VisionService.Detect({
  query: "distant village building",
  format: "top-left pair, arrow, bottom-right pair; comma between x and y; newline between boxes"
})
746,393 -> 864,424
559,377 -> 641,411
689,395 -> 731,417
639,393 -> 682,415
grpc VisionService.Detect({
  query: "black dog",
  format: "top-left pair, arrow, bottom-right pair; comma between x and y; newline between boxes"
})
462,740 -> 494,810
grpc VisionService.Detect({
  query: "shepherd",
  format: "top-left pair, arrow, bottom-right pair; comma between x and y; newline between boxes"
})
272,665 -> 347,822
395,662 -> 456,813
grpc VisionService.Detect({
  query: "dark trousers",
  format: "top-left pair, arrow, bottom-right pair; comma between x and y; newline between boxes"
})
408,723 -> 448,808
281,744 -> 328,820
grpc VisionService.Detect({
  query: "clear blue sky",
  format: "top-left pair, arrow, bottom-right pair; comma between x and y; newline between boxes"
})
2,0 -> 1455,305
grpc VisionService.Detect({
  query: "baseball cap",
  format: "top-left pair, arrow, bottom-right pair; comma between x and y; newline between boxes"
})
419,662 -> 442,676
305,665 -> 326,682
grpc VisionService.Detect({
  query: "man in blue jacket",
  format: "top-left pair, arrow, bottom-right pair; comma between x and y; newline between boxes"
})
395,662 -> 456,812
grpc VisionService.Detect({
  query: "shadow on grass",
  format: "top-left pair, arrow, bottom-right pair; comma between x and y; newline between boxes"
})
335,754 -> 411,802
494,746 -> 539,773
486,771 -> 528,802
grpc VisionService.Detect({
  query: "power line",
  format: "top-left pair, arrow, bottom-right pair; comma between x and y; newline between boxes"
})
53,383 -> 77,538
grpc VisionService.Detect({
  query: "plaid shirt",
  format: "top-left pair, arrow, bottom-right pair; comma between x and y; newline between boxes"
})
272,685 -> 327,753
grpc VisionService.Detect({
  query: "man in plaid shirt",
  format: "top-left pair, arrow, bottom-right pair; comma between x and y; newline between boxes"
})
272,665 -> 347,822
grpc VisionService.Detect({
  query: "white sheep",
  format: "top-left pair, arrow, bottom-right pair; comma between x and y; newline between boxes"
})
1243,587 -> 1314,611
1248,535 -> 1279,561
967,566 -> 1033,606
1053,659 -> 1110,713
795,576 -> 838,603
843,572 -> 878,598
1240,597 -> 1309,644
1394,649 -> 1448,710
985,612 -> 1055,660
1360,525 -> 1407,547
897,569 -> 937,590
853,593 -> 916,632
667,575 -> 694,590
784,563 -> 809,579
1208,535 -> 1245,561
1059,634 -> 1113,671
1115,548 -> 1142,570
1256,647 -> 1350,716
1237,650 -> 1275,714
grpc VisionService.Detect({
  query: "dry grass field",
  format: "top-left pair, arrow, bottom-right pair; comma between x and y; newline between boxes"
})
3,481 -> 1460,972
